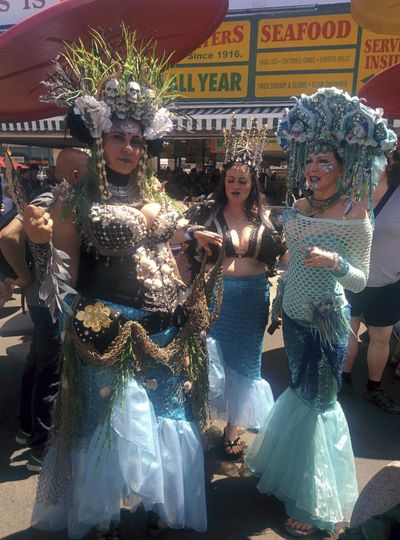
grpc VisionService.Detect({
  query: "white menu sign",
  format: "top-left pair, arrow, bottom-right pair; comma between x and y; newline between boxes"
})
0,0 -> 61,28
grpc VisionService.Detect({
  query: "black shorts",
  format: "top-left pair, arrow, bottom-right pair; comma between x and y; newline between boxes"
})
345,280 -> 400,327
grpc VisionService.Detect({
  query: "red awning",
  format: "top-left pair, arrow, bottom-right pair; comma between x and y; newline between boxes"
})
358,63 -> 400,119
0,157 -> 29,169
0,0 -> 228,122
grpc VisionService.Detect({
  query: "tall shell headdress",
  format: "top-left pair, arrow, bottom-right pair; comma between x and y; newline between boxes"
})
276,87 -> 397,203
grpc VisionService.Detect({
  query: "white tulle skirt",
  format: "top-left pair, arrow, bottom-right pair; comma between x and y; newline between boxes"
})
32,375 -> 206,538
207,336 -> 275,429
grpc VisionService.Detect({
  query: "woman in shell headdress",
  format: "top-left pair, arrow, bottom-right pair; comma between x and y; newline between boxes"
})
24,28 -> 222,540
246,87 -> 397,537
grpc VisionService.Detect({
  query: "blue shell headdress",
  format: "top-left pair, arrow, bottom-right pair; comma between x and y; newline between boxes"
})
276,87 -> 397,207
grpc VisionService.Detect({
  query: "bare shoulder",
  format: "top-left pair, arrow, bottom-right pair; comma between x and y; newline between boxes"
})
343,198 -> 369,220
293,198 -> 307,214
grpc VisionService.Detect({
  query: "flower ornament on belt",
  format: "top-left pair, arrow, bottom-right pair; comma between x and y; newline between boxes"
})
39,25 -> 178,200
75,302 -> 112,333
276,87 -> 397,206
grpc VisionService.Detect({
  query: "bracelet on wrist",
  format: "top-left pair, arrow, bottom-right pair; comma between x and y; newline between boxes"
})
185,225 -> 206,241
330,253 -> 349,277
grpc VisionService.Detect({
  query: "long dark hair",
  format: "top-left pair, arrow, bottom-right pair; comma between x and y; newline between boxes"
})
212,162 -> 271,226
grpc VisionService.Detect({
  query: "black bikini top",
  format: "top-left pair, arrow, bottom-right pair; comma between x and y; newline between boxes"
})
210,211 -> 264,259
188,206 -> 287,271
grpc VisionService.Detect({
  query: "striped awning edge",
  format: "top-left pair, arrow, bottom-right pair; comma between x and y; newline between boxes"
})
173,106 -> 286,132
1,109 -> 399,136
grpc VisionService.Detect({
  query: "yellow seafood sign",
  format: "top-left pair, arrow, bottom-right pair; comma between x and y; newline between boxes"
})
255,13 -> 358,98
169,66 -> 248,98
183,20 -> 251,64
169,20 -> 250,98
357,30 -> 400,88
171,7 -> 400,101
257,14 -> 357,48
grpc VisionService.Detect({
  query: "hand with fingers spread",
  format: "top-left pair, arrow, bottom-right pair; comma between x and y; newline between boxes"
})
23,205 -> 53,245
302,245 -> 335,270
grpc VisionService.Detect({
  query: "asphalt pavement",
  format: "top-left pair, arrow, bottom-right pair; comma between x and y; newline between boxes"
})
0,291 -> 399,540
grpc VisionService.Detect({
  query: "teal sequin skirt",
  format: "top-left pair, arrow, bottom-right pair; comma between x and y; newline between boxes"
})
207,275 -> 274,428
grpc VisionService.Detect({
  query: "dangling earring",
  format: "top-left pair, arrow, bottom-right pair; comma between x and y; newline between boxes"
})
96,137 -> 111,200
135,146 -> 148,195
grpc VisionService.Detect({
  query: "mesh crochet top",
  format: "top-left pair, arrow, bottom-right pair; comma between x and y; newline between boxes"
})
282,208 -> 373,323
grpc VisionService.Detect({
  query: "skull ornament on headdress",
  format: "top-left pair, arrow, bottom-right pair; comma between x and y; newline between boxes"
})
104,79 -> 120,106
276,87 -> 397,205
126,81 -> 141,103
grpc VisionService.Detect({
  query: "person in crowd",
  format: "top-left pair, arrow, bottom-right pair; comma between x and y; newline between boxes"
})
0,148 -> 90,471
186,122 -> 287,460
21,164 -> 41,201
54,147 -> 90,185
246,87 -> 396,537
23,29 -> 222,540
0,200 -> 18,306
390,329 -> 400,378
0,195 -> 59,472
1,171 -> 15,216
343,154 -> 400,413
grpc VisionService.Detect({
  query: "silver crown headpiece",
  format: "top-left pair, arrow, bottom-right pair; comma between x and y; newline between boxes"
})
223,117 -> 268,172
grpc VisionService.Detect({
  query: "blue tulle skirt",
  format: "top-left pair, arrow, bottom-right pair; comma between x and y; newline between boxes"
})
207,275 -> 274,429
32,301 -> 207,538
246,313 -> 358,532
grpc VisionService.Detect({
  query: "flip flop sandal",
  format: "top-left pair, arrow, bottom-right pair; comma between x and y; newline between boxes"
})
222,429 -> 243,461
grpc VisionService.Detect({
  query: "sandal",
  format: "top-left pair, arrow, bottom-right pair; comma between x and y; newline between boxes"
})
147,511 -> 169,537
222,429 -> 243,461
363,387 -> 400,414
284,518 -> 317,537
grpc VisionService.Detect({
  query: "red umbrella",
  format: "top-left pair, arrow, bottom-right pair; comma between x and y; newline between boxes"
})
0,0 -> 228,122
358,62 -> 400,119
0,157 -> 28,169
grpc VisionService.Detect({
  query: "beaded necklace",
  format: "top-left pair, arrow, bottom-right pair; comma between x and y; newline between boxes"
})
108,183 -> 143,206
305,184 -> 351,217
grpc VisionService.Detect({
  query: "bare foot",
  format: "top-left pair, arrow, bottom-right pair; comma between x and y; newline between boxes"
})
284,518 -> 317,537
